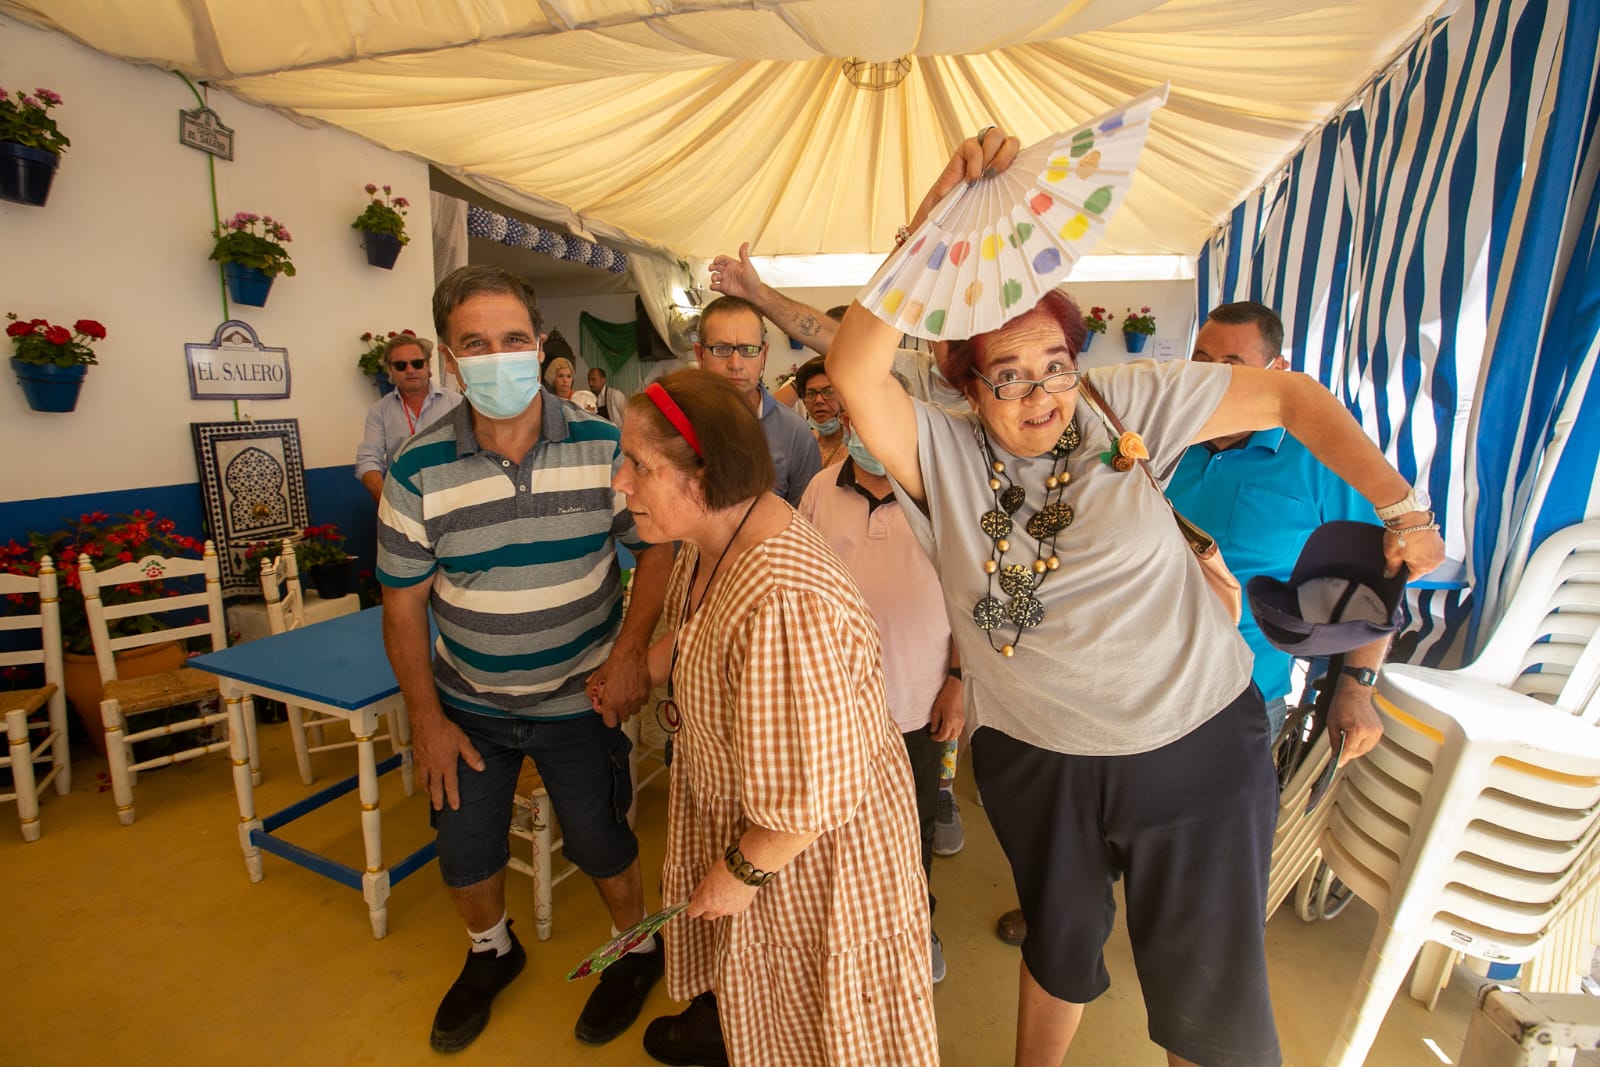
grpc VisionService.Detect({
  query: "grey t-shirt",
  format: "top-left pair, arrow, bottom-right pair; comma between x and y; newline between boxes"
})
892,358 -> 1253,756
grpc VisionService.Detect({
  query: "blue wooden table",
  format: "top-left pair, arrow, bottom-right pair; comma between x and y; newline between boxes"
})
192,606 -> 436,938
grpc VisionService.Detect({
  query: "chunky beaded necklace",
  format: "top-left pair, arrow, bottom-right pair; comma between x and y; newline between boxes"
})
972,419 -> 1081,657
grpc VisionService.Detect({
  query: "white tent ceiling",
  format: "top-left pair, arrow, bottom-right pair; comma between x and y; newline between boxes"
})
1,0 -> 1442,260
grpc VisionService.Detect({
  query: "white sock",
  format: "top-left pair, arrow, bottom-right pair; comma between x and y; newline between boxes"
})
613,922 -> 659,954
468,914 -> 512,957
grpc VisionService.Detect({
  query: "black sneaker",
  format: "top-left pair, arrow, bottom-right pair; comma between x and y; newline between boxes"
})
643,991 -> 729,1066
429,922 -> 527,1053
574,931 -> 666,1045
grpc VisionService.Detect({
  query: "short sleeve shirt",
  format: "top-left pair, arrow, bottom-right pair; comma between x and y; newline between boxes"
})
890,359 -> 1253,756
1166,429 -> 1372,700
759,387 -> 823,506
799,460 -> 952,733
376,398 -> 649,719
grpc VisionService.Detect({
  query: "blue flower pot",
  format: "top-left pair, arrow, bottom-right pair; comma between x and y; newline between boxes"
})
0,141 -> 59,207
375,373 -> 395,396
223,262 -> 274,307
362,230 -> 403,270
12,357 -> 87,413
1082,331 -> 1096,352
1123,331 -> 1148,354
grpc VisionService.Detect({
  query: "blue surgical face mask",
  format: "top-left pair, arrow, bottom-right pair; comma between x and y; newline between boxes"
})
453,350 -> 542,419
807,415 -> 842,436
846,431 -> 886,476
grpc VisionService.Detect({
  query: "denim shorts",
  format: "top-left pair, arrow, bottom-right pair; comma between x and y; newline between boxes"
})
431,704 -> 638,888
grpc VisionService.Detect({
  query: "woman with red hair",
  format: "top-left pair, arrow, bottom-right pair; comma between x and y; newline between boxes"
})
827,129 -> 1445,1067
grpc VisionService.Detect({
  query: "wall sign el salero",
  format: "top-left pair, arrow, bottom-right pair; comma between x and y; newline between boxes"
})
185,320 -> 290,399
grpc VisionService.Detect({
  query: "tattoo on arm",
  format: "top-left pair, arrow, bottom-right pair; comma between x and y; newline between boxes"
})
795,313 -> 821,338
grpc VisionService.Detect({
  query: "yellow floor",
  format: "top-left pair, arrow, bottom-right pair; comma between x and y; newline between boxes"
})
3,721 -> 1480,1066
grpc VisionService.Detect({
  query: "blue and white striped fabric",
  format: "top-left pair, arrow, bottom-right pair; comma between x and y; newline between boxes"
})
1467,0 -> 1600,640
1197,0 -> 1588,664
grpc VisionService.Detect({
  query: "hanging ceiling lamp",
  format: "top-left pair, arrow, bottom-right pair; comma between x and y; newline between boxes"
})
841,56 -> 912,91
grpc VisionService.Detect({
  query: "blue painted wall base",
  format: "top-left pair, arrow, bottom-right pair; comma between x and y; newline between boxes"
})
1,465 -> 376,583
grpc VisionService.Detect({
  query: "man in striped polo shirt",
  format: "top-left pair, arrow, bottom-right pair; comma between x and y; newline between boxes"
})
379,265 -> 674,1054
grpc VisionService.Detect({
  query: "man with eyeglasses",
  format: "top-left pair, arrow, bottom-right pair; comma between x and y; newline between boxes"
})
693,295 -> 821,506
792,356 -> 848,468
355,333 -> 461,502
708,245 -> 966,410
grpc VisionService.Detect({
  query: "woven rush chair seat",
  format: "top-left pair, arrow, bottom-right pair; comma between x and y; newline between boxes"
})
0,683 -> 56,717
103,668 -> 218,715
81,540 -> 256,826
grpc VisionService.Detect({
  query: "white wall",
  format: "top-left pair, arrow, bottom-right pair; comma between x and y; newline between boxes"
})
0,13 -> 436,500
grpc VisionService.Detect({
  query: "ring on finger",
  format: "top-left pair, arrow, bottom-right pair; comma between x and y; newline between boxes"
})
974,124 -> 996,144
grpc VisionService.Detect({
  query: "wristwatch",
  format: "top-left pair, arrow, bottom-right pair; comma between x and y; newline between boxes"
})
1375,487 -> 1431,525
1340,665 -> 1378,687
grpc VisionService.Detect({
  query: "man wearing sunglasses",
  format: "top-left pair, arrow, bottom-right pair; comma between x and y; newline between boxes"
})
693,295 -> 821,506
356,333 -> 461,502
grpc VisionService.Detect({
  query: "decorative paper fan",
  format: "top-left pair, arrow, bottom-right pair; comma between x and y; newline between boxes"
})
860,84 -> 1169,341
566,902 -> 686,981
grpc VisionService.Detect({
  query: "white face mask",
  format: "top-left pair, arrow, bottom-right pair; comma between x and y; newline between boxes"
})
453,349 -> 542,419
807,415 -> 842,436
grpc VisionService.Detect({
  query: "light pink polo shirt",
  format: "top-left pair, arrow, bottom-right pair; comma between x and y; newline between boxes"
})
799,461 -> 952,733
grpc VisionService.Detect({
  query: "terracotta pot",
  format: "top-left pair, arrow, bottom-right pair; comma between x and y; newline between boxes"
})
63,641 -> 188,757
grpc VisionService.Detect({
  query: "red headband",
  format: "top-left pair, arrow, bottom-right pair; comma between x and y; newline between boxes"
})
645,382 -> 704,458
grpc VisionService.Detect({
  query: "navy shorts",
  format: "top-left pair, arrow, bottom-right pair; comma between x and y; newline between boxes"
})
431,704 -> 638,888
972,685 -> 1281,1067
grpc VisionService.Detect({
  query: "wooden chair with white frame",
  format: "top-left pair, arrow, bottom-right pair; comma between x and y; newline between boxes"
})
0,554 -> 71,841
259,541 -> 403,784
80,540 -> 258,825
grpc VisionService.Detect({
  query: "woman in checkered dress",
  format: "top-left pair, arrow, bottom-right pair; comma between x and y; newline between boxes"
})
611,369 -> 938,1066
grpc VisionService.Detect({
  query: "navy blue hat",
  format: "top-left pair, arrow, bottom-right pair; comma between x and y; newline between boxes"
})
1247,520 -> 1406,656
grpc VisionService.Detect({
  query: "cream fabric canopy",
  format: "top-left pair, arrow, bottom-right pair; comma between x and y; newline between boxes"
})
1,0 -> 1442,259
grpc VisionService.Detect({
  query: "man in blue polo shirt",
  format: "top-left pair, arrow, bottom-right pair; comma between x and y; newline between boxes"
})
1166,301 -> 1389,751
378,265 -> 674,1055
693,295 -> 821,506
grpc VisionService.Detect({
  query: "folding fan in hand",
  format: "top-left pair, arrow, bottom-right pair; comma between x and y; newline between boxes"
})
860,83 -> 1169,341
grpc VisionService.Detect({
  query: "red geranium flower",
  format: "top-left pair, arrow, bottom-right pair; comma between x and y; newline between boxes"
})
5,321 -> 31,337
44,325 -> 71,344
74,319 -> 107,340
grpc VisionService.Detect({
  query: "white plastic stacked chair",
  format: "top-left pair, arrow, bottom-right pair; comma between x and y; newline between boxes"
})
259,543 -> 401,785
1266,727 -> 1341,920
1320,520 -> 1600,1067
0,555 -> 70,840
81,540 -> 257,825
